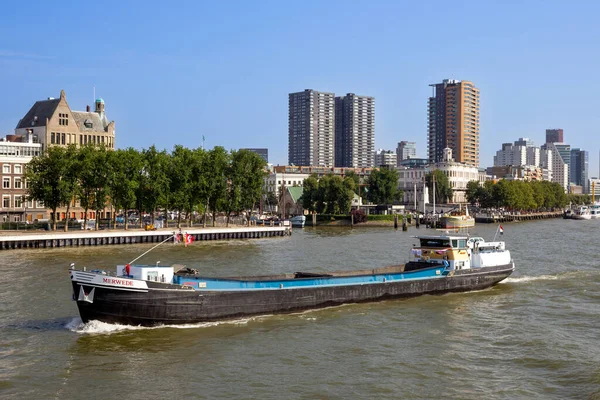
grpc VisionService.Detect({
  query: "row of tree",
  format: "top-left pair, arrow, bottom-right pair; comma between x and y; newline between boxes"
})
465,179 -> 569,210
25,144 -> 267,231
300,168 -> 404,214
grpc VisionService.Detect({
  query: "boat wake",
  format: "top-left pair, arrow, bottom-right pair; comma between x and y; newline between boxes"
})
65,316 -> 269,334
502,275 -> 559,284
502,270 -> 598,285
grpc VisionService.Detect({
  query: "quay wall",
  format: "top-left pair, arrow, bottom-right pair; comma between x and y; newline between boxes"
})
0,226 -> 291,251
474,211 -> 563,223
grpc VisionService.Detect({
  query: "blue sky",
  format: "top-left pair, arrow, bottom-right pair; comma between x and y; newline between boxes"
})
1,0 -> 599,176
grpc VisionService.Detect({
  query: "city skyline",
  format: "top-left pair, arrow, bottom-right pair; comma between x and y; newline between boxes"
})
1,1 -> 599,175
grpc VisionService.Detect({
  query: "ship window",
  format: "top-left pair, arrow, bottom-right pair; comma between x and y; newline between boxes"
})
458,239 -> 466,248
420,238 -> 450,248
452,239 -> 458,248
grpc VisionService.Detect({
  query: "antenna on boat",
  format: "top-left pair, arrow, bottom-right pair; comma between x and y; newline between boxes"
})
128,235 -> 175,265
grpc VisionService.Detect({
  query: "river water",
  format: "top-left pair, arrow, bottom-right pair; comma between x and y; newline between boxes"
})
0,219 -> 599,400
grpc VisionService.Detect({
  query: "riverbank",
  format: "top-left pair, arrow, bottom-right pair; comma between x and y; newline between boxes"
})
0,225 -> 291,250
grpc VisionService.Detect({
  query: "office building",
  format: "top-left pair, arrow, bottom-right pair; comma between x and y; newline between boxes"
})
242,148 -> 268,163
427,79 -> 480,167
288,89 -> 335,167
396,141 -> 416,166
541,142 -> 568,191
373,149 -> 396,168
570,149 -> 588,193
0,134 -> 44,223
545,129 -> 563,144
335,93 -> 375,168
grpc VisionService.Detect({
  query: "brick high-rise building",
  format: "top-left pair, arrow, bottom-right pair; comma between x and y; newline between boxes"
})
428,80 -> 480,167
335,93 -> 375,167
545,128 -> 563,144
288,89 -> 335,167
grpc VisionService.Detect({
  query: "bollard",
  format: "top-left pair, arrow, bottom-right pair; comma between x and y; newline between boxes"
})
394,215 -> 398,229
402,221 -> 407,231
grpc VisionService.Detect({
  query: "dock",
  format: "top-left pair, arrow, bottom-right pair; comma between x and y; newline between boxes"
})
474,211 -> 563,223
0,226 -> 291,250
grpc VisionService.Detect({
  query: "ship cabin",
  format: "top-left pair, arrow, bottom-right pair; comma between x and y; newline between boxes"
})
412,235 -> 471,270
117,264 -> 175,283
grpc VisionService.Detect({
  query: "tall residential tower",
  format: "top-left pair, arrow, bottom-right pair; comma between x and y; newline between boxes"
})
334,93 -> 375,168
427,79 -> 480,167
288,89 -> 335,167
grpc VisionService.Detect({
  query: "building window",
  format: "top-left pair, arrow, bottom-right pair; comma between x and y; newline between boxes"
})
51,132 -> 55,144
2,196 -> 10,208
15,195 -> 23,208
2,177 -> 9,189
2,165 -> 10,173
14,178 -> 22,189
62,133 -> 66,145
14,164 -> 22,174
59,113 -> 69,126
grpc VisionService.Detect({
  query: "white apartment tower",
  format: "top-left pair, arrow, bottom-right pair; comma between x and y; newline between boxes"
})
288,89 -> 335,167
335,93 -> 375,168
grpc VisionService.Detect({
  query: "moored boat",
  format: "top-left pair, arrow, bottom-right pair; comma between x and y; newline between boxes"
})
589,205 -> 600,220
289,215 -> 306,227
440,205 -> 475,229
572,206 -> 592,220
69,233 -> 515,327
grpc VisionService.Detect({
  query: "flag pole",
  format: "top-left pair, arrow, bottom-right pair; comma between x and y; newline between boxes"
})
493,224 -> 500,241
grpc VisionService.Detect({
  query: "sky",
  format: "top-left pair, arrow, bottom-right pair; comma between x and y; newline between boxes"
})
1,0 -> 599,177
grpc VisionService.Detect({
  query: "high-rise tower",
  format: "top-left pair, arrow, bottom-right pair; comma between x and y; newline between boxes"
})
288,89 -> 335,167
428,80 -> 480,167
545,129 -> 564,144
335,93 -> 375,167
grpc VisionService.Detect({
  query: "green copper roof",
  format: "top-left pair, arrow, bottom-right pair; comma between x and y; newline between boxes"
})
95,98 -> 104,103
287,186 -> 304,203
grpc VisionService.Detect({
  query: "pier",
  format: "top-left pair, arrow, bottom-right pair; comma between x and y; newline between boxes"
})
0,226 -> 291,251
474,211 -> 563,223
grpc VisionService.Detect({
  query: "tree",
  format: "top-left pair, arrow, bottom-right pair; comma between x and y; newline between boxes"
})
229,149 -> 267,224
466,180 -> 480,205
108,148 -> 142,230
25,146 -> 74,230
205,147 -> 229,227
366,167 -> 402,204
426,169 -> 453,204
142,146 -> 170,227
301,174 -> 319,214
169,145 -> 196,228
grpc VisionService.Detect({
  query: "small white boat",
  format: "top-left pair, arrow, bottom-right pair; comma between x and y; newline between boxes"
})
289,215 -> 306,228
590,205 -> 600,219
572,206 -> 592,220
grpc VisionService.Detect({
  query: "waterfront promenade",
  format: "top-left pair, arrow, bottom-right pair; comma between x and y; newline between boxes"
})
0,225 -> 291,250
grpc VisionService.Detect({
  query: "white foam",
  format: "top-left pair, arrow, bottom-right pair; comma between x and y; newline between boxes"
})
502,275 -> 559,284
65,316 -> 266,334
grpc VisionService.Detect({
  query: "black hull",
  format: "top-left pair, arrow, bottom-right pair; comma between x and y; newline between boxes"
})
72,264 -> 514,326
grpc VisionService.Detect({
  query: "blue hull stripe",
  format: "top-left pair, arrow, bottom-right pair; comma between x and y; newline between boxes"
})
176,266 -> 447,290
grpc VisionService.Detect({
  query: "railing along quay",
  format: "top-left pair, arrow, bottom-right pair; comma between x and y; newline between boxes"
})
0,226 -> 291,251
474,211 -> 563,223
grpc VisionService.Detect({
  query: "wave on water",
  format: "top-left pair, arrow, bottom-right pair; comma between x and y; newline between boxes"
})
65,316 -> 267,334
502,269 -> 598,284
502,275 -> 559,284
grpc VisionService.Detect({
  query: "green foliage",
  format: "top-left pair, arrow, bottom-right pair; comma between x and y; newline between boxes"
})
366,214 -> 400,221
464,179 -> 569,210
24,144 -> 270,229
302,173 -> 356,215
25,145 -> 77,230
426,170 -> 453,204
366,167 -> 403,204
